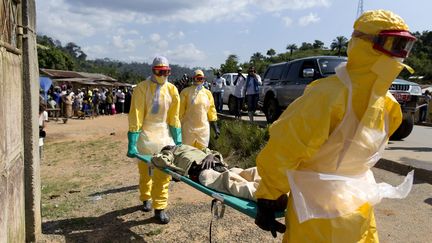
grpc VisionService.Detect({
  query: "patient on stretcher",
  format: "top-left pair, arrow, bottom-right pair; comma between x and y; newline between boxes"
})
151,144 -> 260,201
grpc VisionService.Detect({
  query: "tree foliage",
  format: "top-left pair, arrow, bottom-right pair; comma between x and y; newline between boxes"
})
219,54 -> 239,73
36,35 -> 199,84
330,36 -> 348,56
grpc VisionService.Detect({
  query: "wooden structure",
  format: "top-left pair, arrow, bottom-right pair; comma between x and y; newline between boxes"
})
1,0 -> 41,241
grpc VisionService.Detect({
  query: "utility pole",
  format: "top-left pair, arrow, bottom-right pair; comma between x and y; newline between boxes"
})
357,0 -> 364,18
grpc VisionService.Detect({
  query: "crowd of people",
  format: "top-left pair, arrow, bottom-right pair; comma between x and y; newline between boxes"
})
42,85 -> 132,120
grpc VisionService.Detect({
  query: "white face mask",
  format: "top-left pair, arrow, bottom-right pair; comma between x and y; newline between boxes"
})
153,75 -> 167,84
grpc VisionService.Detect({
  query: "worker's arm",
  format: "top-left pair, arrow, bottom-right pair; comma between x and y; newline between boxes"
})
256,78 -> 346,200
167,83 -> 182,145
127,82 -> 147,157
385,92 -> 403,137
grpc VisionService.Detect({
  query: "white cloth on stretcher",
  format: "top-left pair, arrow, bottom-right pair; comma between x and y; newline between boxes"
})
199,167 -> 261,201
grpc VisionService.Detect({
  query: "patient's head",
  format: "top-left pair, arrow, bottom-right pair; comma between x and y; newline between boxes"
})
161,145 -> 176,152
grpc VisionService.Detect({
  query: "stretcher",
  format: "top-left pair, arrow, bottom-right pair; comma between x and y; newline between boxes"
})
135,153 -> 284,219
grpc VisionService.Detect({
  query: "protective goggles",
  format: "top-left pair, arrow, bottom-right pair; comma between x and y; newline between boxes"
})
194,76 -> 205,81
352,30 -> 417,58
152,68 -> 171,76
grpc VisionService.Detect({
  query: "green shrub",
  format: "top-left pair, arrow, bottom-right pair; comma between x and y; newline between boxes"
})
209,120 -> 269,168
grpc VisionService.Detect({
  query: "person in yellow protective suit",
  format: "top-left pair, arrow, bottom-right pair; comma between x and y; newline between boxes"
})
254,10 -> 416,241
127,56 -> 182,224
179,69 -> 220,150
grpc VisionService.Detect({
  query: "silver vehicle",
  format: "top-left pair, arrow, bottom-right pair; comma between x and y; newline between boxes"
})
260,56 -> 347,123
388,79 -> 422,140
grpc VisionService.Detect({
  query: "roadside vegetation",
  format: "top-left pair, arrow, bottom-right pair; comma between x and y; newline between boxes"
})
209,120 -> 269,168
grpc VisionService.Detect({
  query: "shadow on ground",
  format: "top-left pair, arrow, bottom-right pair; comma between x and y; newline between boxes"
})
42,205 -> 159,243
88,185 -> 139,197
387,146 -> 432,152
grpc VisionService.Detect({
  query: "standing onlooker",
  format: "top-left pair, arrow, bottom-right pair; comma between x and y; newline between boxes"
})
106,90 -> 114,115
39,103 -> 48,159
92,89 -> 101,116
62,90 -> 73,119
233,67 -> 247,119
419,90 -> 431,123
211,71 -> 226,113
245,66 -> 262,122
124,88 -> 132,113
118,89 -> 126,114
99,88 -> 107,115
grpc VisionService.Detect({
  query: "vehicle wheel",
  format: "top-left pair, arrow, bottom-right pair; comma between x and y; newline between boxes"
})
265,98 -> 281,123
390,114 -> 414,140
228,96 -> 237,115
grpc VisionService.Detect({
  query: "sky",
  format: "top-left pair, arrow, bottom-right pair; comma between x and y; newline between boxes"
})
36,0 -> 431,69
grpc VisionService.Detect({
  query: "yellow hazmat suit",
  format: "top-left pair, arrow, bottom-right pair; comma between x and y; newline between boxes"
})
129,58 -> 181,210
255,10 -> 415,242
180,70 -> 217,149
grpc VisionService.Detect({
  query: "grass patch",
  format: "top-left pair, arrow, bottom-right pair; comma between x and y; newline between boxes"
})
209,120 -> 269,168
41,197 -> 82,218
146,228 -> 163,237
41,180 -> 82,198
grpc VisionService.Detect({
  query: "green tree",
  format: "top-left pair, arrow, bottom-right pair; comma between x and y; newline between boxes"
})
299,42 -> 313,51
330,36 -> 348,56
266,48 -> 276,57
286,44 -> 298,58
250,52 -> 265,63
64,42 -> 87,61
313,40 -> 325,49
220,54 -> 239,73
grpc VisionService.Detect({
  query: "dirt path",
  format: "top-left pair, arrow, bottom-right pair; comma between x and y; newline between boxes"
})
41,115 -> 431,242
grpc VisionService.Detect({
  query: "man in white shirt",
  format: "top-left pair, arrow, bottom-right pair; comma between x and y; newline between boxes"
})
233,67 -> 247,119
211,72 -> 226,113
39,103 -> 48,159
118,89 -> 126,114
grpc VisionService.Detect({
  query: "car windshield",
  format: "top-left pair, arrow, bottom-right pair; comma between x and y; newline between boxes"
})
318,58 -> 346,75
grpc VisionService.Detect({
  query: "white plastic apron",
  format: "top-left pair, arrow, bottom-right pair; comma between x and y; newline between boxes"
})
137,81 -> 175,155
287,63 -> 414,223
182,86 -> 211,147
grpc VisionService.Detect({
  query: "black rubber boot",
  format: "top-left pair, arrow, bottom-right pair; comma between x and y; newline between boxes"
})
154,209 -> 170,224
142,200 -> 152,212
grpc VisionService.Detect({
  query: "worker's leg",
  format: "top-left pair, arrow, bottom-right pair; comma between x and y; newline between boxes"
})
137,161 -> 152,202
151,167 -> 171,210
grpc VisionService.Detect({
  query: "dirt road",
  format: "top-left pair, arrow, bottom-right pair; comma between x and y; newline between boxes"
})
40,115 -> 431,242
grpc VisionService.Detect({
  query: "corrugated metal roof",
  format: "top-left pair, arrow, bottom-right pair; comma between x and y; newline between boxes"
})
53,78 -> 98,85
40,69 -> 85,78
39,68 -> 135,87
77,72 -> 117,81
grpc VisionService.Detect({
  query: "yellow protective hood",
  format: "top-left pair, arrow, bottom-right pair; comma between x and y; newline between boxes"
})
347,10 -> 413,92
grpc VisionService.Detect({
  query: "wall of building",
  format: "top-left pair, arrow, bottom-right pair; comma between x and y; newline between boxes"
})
0,0 -> 39,242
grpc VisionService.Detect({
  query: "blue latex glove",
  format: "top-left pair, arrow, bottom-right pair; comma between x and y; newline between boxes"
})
127,131 -> 140,158
169,126 -> 182,145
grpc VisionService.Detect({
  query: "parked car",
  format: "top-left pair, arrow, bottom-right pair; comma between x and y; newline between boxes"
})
259,55 -> 420,140
220,72 -> 248,114
259,56 -> 347,123
388,79 -> 422,140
